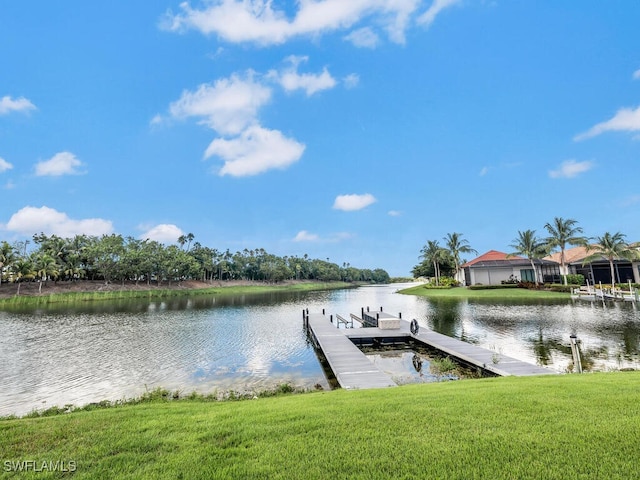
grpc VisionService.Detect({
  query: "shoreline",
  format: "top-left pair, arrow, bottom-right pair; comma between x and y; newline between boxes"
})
398,284 -> 571,299
0,279 -> 357,306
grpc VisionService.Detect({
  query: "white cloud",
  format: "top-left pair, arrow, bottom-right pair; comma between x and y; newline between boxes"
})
388,210 -> 402,216
548,160 -> 594,179
0,95 -> 36,115
4,206 -> 113,237
294,230 -> 320,242
35,151 -> 85,177
163,0 -> 421,46
333,193 -> 377,211
205,125 -> 305,177
633,69 -> 640,80
0,157 -> 13,173
166,68 -> 312,177
149,114 -> 164,126
343,73 -> 360,89
417,0 -> 460,27
139,224 -> 184,243
169,73 -> 272,136
293,230 -> 353,243
574,105 -> 640,141
271,56 -> 337,96
479,166 -> 489,176
344,27 -> 380,48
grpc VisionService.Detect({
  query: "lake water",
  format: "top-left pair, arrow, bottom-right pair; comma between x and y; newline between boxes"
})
1,283 -> 639,416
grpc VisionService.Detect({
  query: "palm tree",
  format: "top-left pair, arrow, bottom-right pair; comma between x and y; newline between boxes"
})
0,241 -> 16,285
509,230 -> 549,284
12,258 -> 35,295
33,253 -> 60,294
420,240 -> 448,286
544,217 -> 588,285
185,233 -> 195,251
443,232 -> 477,282
582,232 -> 638,286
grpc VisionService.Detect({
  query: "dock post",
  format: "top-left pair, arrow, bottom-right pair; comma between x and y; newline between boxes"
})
569,335 -> 583,373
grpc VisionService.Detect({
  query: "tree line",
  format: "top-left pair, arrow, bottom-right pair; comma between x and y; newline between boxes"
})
413,218 -> 639,286
0,233 -> 390,293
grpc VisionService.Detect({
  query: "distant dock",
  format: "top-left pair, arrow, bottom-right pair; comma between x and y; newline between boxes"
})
304,308 -> 555,390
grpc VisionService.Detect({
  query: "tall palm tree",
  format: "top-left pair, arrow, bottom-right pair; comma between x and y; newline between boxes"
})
509,230 -> 548,284
443,232 -> 477,281
420,240 -> 448,286
582,232 -> 638,286
544,217 -> 588,285
185,233 -> 195,251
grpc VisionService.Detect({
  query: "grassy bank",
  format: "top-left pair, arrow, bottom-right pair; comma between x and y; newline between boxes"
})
1,373 -> 639,479
0,281 -> 354,308
399,284 -> 571,299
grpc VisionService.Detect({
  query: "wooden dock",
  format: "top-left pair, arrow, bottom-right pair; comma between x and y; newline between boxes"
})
345,321 -> 555,377
305,310 -> 555,389
305,312 -> 396,389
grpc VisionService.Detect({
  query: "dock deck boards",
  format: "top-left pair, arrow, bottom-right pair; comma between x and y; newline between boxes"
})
345,320 -> 554,377
307,312 -> 554,389
306,313 -> 396,389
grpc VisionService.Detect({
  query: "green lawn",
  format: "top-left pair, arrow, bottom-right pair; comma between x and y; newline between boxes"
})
399,284 -> 570,299
2,373 -> 639,479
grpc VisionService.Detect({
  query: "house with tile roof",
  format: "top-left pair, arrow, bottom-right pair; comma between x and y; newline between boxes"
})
545,246 -> 640,284
459,250 -> 561,286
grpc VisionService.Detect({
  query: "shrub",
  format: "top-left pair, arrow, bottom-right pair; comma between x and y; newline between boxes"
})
468,284 -> 519,290
439,276 -> 460,287
565,274 -> 585,285
546,284 -> 575,293
423,284 -> 452,290
501,275 -> 519,285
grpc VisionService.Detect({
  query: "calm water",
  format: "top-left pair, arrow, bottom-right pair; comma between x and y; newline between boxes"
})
1,284 -> 639,416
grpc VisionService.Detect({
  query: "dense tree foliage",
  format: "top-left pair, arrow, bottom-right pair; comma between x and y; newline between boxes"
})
0,233 -> 390,290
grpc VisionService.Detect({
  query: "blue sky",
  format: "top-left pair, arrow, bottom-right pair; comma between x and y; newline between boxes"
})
1,1 -> 640,276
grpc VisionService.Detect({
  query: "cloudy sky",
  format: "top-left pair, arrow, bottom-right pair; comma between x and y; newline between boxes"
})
1,1 -> 639,276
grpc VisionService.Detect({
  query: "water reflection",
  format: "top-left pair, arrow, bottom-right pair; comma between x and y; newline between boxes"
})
1,284 -> 640,417
363,349 -> 458,385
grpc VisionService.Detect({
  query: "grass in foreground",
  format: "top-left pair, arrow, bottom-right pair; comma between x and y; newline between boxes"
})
1,373 -> 639,479
399,284 -> 570,299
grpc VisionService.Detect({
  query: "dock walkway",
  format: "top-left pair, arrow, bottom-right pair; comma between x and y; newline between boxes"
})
306,311 -> 554,390
306,313 -> 396,389
344,321 -> 554,377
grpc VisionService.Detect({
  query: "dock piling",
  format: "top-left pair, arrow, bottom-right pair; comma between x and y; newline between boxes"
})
569,335 -> 583,373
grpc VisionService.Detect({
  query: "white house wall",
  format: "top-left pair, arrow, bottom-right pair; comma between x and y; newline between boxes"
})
470,267 -> 521,285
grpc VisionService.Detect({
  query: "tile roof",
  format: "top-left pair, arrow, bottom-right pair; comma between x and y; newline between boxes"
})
461,250 -> 523,267
544,246 -> 590,264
